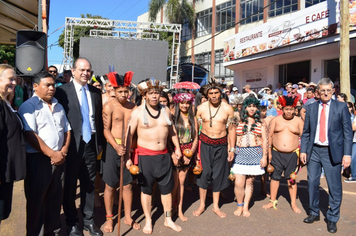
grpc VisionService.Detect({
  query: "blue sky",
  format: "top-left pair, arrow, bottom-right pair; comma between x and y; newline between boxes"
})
47,0 -> 151,66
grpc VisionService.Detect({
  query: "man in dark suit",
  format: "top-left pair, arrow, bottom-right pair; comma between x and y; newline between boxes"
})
300,78 -> 352,234
55,58 -> 104,236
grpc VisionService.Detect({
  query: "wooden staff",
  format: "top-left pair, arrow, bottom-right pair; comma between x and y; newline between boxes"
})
118,120 -> 125,236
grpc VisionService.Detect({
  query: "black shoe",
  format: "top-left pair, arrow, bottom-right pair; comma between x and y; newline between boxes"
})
83,224 -> 103,236
303,214 -> 320,223
327,221 -> 337,233
68,224 -> 84,236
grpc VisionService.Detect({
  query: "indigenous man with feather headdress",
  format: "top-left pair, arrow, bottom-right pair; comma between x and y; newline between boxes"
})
262,95 -> 304,213
193,81 -> 236,218
125,79 -> 182,234
101,71 -> 141,233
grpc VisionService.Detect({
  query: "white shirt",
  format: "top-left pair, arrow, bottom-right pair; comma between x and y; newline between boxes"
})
298,88 -> 306,99
314,100 -> 331,146
18,94 -> 71,153
72,80 -> 96,134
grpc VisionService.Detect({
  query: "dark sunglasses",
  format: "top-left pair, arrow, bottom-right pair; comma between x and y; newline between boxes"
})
49,70 -> 57,73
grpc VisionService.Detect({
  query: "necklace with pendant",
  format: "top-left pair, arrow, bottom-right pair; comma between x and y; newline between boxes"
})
208,102 -> 222,127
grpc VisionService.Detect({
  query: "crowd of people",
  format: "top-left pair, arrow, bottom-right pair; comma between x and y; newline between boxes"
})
0,59 -> 354,235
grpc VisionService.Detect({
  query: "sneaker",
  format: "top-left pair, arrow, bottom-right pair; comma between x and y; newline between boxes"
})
344,178 -> 356,183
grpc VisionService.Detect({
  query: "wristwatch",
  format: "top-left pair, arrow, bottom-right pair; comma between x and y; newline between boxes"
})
229,147 -> 235,153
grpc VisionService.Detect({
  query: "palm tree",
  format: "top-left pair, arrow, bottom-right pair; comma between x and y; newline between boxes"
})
148,0 -> 195,29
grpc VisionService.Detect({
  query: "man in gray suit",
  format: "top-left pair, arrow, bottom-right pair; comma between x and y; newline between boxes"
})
300,78 -> 352,234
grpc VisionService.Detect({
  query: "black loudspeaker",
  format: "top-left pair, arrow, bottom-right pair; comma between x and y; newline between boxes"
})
16,30 -> 47,76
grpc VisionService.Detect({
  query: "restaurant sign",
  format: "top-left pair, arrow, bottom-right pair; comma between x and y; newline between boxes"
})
223,0 -> 356,63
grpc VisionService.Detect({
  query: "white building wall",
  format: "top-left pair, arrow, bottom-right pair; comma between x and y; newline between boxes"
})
231,41 -> 355,90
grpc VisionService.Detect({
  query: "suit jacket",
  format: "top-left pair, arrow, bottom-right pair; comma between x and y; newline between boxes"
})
300,99 -> 353,164
0,100 -> 26,183
55,81 -> 104,153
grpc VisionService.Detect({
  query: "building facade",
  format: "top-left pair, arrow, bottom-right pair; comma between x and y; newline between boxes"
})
138,0 -> 356,93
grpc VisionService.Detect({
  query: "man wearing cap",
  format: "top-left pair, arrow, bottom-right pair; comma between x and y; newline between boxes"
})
297,82 -> 307,99
229,87 -> 240,104
242,84 -> 257,100
101,71 -> 140,233
125,79 -> 182,234
289,84 -> 302,101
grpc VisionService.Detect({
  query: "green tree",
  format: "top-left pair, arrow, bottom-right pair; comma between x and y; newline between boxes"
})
58,14 -> 111,60
148,0 -> 195,29
0,45 -> 16,66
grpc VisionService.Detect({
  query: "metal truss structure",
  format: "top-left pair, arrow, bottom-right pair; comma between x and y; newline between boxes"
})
63,17 -> 181,87
89,30 -> 160,40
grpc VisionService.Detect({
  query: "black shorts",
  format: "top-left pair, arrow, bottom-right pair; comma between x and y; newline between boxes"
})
138,152 -> 173,195
196,133 -> 229,192
270,149 -> 298,181
0,181 -> 14,220
102,142 -> 133,188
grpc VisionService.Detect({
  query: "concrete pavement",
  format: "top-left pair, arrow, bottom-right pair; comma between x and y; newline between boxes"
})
1,168 -> 356,236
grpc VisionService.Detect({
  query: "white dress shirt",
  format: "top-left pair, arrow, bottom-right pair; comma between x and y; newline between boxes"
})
314,100 -> 331,146
18,94 -> 71,153
72,80 -> 96,134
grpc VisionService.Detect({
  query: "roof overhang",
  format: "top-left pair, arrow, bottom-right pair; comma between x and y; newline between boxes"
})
0,0 -> 50,45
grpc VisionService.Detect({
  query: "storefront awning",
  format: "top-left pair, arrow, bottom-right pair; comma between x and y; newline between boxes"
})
0,0 -> 50,45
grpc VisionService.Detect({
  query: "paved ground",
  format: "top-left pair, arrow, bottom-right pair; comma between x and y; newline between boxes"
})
1,168 -> 356,236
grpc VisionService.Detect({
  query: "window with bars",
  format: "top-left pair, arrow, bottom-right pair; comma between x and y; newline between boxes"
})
196,8 -> 212,37
195,52 -> 211,71
305,0 -> 326,8
240,0 -> 264,25
216,0 -> 236,32
269,0 -> 298,18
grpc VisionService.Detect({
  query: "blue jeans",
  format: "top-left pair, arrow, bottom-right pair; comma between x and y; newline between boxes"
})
351,143 -> 356,179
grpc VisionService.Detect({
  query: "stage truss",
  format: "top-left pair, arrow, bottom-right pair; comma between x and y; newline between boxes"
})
63,17 -> 181,87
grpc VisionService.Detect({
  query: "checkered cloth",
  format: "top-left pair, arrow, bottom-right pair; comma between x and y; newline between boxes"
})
232,146 -> 265,175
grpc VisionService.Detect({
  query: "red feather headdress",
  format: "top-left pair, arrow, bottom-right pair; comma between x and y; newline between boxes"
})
278,95 -> 299,107
107,71 -> 134,88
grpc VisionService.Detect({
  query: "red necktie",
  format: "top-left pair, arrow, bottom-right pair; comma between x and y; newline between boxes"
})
319,103 -> 326,143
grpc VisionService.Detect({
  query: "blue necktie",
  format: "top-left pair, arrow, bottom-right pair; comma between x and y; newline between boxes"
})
81,87 -> 91,143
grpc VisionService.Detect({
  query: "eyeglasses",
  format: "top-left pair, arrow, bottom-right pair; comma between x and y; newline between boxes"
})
319,89 -> 333,94
48,70 -> 57,73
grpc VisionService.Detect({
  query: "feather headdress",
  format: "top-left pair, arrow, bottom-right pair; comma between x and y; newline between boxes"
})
107,71 -> 134,88
137,78 -> 163,95
201,80 -> 224,96
278,95 -> 299,107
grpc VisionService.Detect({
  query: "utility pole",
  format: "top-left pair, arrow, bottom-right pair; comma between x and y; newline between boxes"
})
340,0 -> 350,98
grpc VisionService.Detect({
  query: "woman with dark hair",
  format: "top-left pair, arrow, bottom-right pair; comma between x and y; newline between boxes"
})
337,93 -> 348,102
232,95 -> 267,217
347,102 -> 355,122
171,92 -> 198,221
130,86 -> 140,105
159,91 -> 171,108
0,64 -> 26,223
193,92 -> 208,115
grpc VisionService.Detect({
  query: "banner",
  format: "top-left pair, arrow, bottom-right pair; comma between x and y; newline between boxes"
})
223,0 -> 356,63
